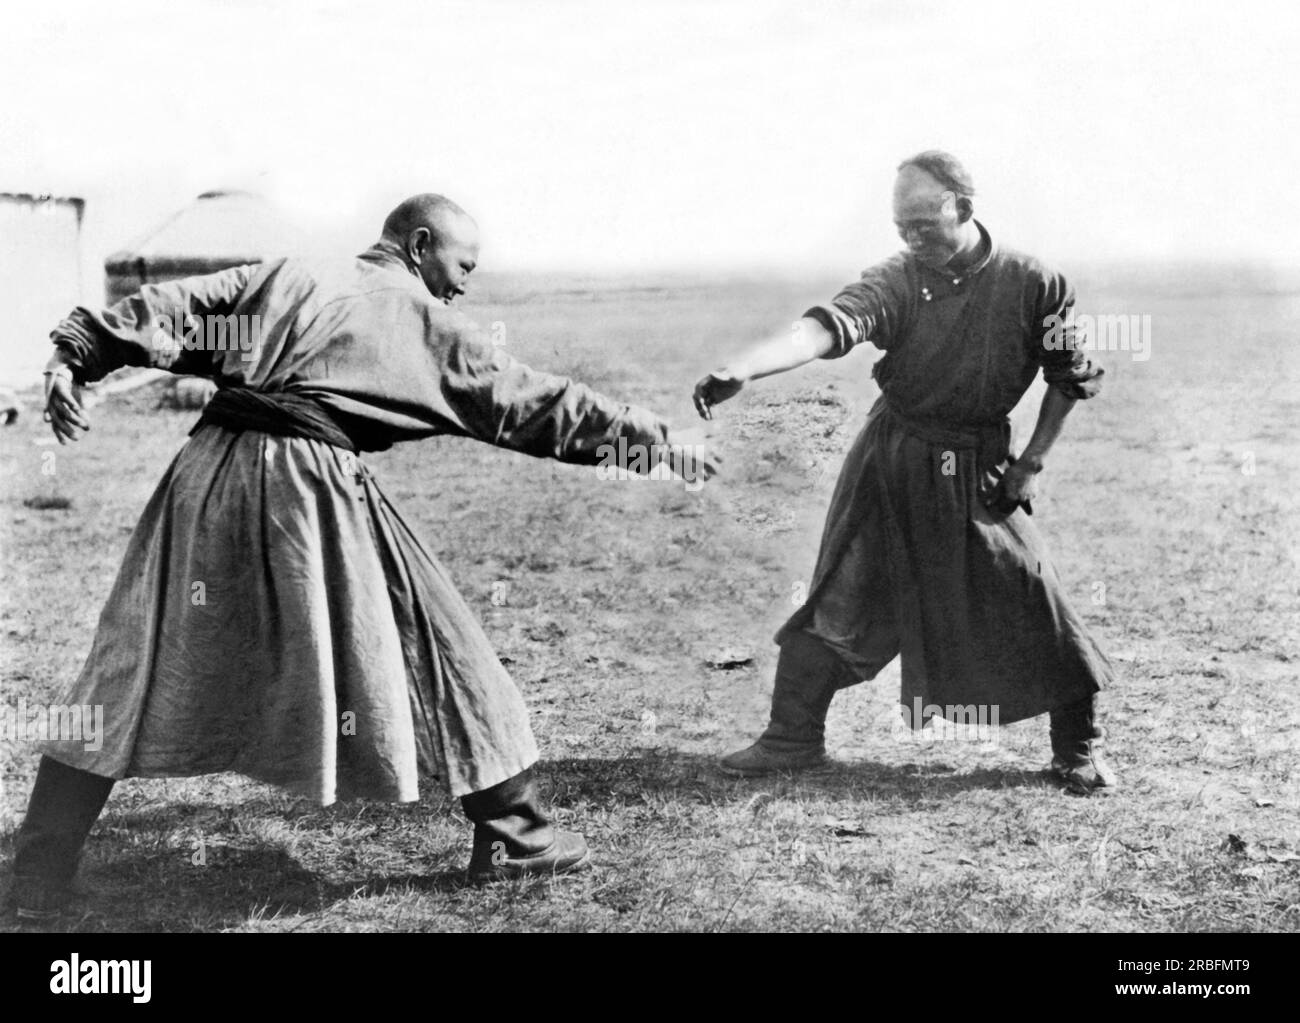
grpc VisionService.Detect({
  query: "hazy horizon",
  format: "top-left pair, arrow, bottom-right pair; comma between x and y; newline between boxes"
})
3,0 -> 1298,279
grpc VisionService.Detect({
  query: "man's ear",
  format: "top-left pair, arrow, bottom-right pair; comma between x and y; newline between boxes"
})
955,197 -> 975,224
408,226 -> 433,263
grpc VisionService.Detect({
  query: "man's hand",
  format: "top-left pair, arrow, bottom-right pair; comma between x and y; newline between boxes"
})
692,369 -> 744,420
43,360 -> 89,444
657,426 -> 722,488
692,318 -> 835,420
999,458 -> 1040,506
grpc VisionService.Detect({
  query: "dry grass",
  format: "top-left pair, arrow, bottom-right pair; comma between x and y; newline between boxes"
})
1,267 -> 1297,931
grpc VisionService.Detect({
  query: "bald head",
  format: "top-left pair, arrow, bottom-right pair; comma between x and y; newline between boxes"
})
382,193 -> 473,243
380,193 -> 480,304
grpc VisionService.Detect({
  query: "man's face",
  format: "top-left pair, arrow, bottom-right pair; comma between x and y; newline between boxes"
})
413,215 -> 480,304
892,167 -> 966,269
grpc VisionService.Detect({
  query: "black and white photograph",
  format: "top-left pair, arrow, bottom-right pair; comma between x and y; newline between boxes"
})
0,0 -> 1294,986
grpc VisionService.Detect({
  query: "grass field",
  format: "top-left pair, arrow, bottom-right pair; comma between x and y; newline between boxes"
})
1,264 -> 1297,932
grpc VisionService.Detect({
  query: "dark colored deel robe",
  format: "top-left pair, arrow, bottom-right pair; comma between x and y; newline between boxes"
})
779,221 -> 1112,724
41,248 -> 667,802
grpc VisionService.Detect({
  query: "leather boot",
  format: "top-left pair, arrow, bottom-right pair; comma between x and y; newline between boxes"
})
460,768 -> 590,883
719,632 -> 850,777
1049,695 -> 1119,793
9,756 -> 115,921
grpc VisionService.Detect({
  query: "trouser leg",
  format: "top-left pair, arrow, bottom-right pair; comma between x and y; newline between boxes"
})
13,756 -> 115,888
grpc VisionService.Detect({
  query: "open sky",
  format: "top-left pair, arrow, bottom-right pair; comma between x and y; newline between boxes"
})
2,0 -> 1297,273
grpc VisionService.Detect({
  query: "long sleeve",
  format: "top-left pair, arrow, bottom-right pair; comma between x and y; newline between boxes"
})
422,308 -> 669,465
803,253 -> 912,359
158,253 -> 676,461
1032,269 -> 1104,400
51,266 -> 254,384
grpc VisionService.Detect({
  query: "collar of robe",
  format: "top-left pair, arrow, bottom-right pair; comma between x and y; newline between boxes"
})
916,219 -> 997,285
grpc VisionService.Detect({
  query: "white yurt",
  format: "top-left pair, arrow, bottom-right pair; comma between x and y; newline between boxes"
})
0,193 -> 86,392
104,189 -> 308,303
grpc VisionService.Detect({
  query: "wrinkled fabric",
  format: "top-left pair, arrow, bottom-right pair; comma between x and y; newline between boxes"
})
40,249 -> 668,801
779,223 -> 1113,724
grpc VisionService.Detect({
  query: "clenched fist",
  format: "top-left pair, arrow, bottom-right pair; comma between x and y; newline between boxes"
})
692,369 -> 744,420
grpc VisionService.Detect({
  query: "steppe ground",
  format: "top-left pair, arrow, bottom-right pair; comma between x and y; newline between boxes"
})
1,264 -> 1296,931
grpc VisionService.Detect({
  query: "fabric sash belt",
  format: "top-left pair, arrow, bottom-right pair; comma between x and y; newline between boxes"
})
191,387 -> 359,452
878,395 -> 1010,472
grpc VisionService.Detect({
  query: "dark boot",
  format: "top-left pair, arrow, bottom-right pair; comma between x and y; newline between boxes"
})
9,756 -> 115,921
719,632 -> 851,777
460,768 -> 590,883
1049,695 -> 1119,794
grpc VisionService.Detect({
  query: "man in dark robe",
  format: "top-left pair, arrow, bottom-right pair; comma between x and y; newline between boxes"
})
12,193 -> 715,920
694,152 -> 1117,794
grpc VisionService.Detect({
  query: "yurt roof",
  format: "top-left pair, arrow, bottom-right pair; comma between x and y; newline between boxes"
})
105,190 -> 308,275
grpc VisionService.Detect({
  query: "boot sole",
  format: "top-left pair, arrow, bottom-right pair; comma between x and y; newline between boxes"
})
718,755 -> 832,778
467,848 -> 593,885
1052,766 -> 1119,795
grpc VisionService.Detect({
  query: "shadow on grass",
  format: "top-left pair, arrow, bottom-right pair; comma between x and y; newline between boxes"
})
0,840 -> 475,934
2,749 -> 1062,931
0,795 -> 480,933
541,749 -> 1063,805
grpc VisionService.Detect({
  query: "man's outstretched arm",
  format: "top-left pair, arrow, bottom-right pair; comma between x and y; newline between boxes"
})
425,310 -> 720,485
692,256 -> 909,420
692,316 -> 835,420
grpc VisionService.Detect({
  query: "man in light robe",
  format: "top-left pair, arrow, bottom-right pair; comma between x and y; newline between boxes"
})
695,152 -> 1118,793
11,194 -> 715,920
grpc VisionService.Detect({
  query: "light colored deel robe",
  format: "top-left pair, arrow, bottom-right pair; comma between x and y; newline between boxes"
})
42,249 -> 668,802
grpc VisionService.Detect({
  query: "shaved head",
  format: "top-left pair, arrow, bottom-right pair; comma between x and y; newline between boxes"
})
381,193 -> 474,243
379,193 -> 480,304
896,150 -> 975,199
